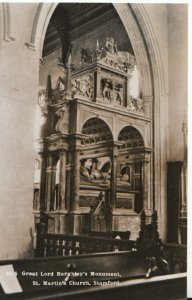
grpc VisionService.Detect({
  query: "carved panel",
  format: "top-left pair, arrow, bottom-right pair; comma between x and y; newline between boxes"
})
115,193 -> 135,210
79,196 -> 97,207
113,215 -> 140,240
100,78 -> 124,106
127,97 -> 144,114
90,192 -> 111,232
72,74 -> 94,100
80,157 -> 111,183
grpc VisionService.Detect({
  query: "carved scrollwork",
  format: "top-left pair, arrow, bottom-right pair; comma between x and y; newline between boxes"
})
55,103 -> 69,133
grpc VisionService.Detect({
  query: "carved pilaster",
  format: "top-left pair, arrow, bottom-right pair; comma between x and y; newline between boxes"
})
59,149 -> 67,210
95,67 -> 101,101
50,166 -> 57,211
70,141 -> 81,211
110,145 -> 119,209
125,74 -> 132,107
45,154 -> 53,211
142,153 -> 151,211
39,153 -> 47,211
64,44 -> 73,100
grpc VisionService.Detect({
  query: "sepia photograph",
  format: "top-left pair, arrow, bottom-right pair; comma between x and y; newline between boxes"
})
0,1 -> 188,299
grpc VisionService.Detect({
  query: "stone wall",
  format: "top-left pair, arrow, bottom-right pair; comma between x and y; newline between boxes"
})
0,3 -> 39,259
168,4 -> 188,161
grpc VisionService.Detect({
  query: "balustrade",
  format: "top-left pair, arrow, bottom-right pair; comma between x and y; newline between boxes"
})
36,233 -> 135,257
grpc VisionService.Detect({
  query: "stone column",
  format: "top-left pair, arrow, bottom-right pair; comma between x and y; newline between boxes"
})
45,154 -> 53,211
59,149 -> 67,210
143,95 -> 153,118
110,146 -> 119,210
50,165 -> 57,211
64,44 -> 73,100
181,116 -> 187,217
39,152 -> 47,211
95,67 -> 101,101
70,142 -> 81,212
125,74 -> 132,107
142,153 -> 151,212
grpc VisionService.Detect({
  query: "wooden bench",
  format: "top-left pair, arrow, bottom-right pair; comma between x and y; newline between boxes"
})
0,210 -> 187,299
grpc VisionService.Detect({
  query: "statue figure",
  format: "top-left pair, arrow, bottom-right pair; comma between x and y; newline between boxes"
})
105,37 -> 118,54
102,79 -> 113,101
80,159 -> 92,181
115,83 -> 123,105
81,48 -> 93,63
90,158 -> 104,180
38,89 -> 46,107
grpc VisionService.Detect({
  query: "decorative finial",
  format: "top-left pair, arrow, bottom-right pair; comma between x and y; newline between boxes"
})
45,74 -> 52,102
64,43 -> 74,100
96,39 -> 100,50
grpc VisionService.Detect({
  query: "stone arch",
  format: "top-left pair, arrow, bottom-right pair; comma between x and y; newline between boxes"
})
25,3 -> 58,52
0,3 -> 15,42
29,3 -> 167,238
81,117 -> 113,145
30,3 -> 157,94
117,124 -> 145,146
118,126 -> 145,150
81,116 -> 113,139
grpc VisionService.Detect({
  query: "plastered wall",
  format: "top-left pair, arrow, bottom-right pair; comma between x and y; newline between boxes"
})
168,4 -> 188,161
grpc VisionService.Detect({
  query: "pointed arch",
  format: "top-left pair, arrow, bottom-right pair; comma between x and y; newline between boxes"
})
30,2 -> 168,239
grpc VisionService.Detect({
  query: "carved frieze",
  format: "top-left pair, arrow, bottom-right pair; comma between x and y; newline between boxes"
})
72,74 -> 94,100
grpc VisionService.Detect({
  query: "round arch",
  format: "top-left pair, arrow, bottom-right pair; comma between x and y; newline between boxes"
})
81,116 -> 113,139
118,125 -> 145,150
81,117 -> 113,145
117,124 -> 145,146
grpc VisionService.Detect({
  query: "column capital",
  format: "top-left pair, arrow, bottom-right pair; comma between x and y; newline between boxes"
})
110,141 -> 122,157
59,147 -> 67,154
111,147 -> 119,158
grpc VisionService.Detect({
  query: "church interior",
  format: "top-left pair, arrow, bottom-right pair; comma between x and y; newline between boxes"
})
0,2 -> 188,299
